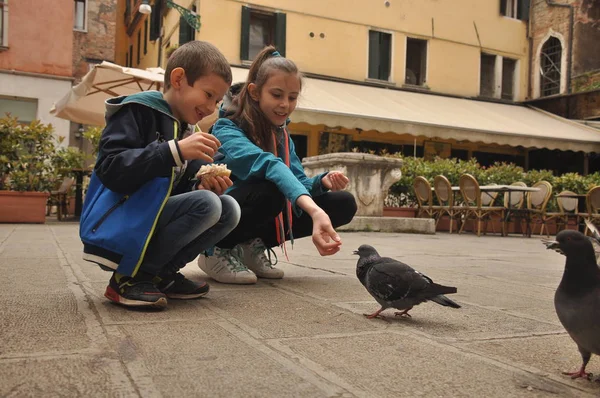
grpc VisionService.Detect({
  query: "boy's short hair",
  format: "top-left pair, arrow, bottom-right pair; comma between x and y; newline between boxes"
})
164,41 -> 232,90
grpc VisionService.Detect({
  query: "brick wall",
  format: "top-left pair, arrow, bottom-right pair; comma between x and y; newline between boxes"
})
72,0 -> 118,82
531,0 -> 600,95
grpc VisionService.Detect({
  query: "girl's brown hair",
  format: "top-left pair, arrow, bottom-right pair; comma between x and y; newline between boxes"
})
230,46 -> 302,153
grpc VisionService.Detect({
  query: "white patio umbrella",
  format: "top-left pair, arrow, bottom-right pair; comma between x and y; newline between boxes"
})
50,61 -> 165,127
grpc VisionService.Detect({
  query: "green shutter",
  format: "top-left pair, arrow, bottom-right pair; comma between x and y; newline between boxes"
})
368,31 -> 380,79
517,0 -> 530,20
380,33 -> 391,81
275,12 -> 287,57
179,15 -> 187,45
150,0 -> 162,41
240,6 -> 250,60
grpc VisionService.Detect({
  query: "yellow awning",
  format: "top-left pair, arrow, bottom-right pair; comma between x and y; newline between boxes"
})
231,67 -> 600,153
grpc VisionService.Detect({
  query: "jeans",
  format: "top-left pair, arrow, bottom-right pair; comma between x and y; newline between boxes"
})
139,190 -> 240,276
218,182 -> 357,249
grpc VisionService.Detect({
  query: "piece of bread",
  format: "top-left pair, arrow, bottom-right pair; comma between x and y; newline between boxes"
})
196,164 -> 231,179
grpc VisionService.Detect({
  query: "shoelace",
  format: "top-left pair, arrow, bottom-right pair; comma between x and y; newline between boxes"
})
250,241 -> 278,268
219,246 -> 248,272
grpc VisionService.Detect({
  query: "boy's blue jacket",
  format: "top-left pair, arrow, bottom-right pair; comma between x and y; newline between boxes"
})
211,91 -> 329,216
79,91 -> 202,276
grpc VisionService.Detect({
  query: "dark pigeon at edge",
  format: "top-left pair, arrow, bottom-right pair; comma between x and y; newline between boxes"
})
353,244 -> 460,319
546,229 -> 600,380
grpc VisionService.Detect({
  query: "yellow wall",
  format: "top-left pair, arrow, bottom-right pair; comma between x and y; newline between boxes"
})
194,0 -> 529,100
117,0 -> 530,100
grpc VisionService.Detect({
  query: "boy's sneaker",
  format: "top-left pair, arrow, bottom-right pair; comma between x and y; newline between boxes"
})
241,238 -> 284,279
104,273 -> 167,309
198,246 -> 257,284
154,272 -> 209,299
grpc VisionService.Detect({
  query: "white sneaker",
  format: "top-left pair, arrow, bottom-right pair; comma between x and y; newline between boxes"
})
198,246 -> 257,284
241,238 -> 284,279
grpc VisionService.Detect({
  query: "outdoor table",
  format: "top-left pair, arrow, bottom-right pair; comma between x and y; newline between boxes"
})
478,185 -> 540,237
71,168 -> 93,219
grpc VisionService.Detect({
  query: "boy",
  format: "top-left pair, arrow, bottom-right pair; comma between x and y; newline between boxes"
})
80,41 -> 239,310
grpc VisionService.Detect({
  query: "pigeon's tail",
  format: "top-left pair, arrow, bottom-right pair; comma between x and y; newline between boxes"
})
430,295 -> 461,309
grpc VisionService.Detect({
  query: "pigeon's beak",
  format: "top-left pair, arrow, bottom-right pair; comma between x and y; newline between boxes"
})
352,250 -> 358,255
543,239 -> 562,253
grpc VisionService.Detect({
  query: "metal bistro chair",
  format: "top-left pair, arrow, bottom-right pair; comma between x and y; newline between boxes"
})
526,181 -> 553,237
583,186 -> 600,236
546,191 -> 579,233
47,177 -> 75,221
413,176 -> 440,220
458,174 -> 505,237
503,181 -> 527,234
433,175 -> 465,234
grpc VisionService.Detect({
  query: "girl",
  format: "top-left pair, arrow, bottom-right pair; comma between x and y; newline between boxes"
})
198,46 -> 357,284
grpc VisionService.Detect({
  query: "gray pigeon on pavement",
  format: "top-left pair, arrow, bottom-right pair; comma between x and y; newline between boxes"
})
353,245 -> 461,319
546,229 -> 600,380
543,219 -> 600,265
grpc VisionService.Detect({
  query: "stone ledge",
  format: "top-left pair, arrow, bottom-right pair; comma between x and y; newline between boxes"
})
338,216 -> 435,234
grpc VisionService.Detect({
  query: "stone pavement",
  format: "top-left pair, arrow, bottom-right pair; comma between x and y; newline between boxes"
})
1,222 -> 600,397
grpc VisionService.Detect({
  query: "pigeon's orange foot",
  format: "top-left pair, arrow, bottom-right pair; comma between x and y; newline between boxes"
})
394,308 -> 412,318
364,307 -> 385,319
563,368 -> 592,380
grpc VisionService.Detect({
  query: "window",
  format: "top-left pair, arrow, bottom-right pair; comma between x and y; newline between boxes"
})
74,0 -> 86,31
480,53 -> 496,98
405,38 -> 427,86
0,0 -> 7,48
240,6 -> 286,61
129,45 -> 133,68
501,58 -> 516,100
150,0 -> 162,41
144,19 -> 148,55
125,51 -> 129,67
479,53 -> 518,100
368,30 -> 391,81
137,29 -> 141,65
540,37 -> 562,97
500,0 -> 530,20
0,97 -> 38,124
178,6 -> 196,46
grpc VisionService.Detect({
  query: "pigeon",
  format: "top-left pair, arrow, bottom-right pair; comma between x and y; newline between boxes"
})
546,229 -> 600,380
353,244 -> 461,319
543,219 -> 600,265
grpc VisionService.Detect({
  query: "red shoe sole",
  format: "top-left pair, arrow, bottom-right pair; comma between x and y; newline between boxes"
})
104,286 -> 168,309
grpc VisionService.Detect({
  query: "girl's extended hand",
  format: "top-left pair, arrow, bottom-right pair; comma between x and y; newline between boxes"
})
322,171 -> 349,192
311,210 -> 342,256
197,175 -> 232,195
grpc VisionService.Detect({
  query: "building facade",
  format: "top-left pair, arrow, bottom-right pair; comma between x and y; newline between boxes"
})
71,0 -> 118,152
118,0 -> 600,174
0,0 -> 74,144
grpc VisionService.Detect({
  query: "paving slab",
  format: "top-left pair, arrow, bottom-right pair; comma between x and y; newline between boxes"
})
0,222 -> 596,397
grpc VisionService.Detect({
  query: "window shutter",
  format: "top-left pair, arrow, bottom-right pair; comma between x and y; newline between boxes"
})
368,31 -> 380,79
150,0 -> 162,41
380,33 -> 391,81
137,30 -> 141,65
240,6 -> 250,60
500,0 -> 507,15
275,12 -> 287,57
179,15 -> 188,45
517,0 -> 530,20
144,19 -> 148,54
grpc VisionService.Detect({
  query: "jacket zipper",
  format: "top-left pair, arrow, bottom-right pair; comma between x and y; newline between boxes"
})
91,195 -> 129,232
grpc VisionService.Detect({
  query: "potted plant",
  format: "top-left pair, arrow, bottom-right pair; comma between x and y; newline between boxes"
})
0,115 -> 66,223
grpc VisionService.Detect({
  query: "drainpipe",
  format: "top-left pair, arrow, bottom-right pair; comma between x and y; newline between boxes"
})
545,0 -> 574,94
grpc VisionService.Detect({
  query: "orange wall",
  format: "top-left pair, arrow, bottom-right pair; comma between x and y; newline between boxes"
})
0,0 -> 73,76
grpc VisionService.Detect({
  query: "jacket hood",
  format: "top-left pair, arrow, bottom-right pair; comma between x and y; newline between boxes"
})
105,91 -> 174,120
